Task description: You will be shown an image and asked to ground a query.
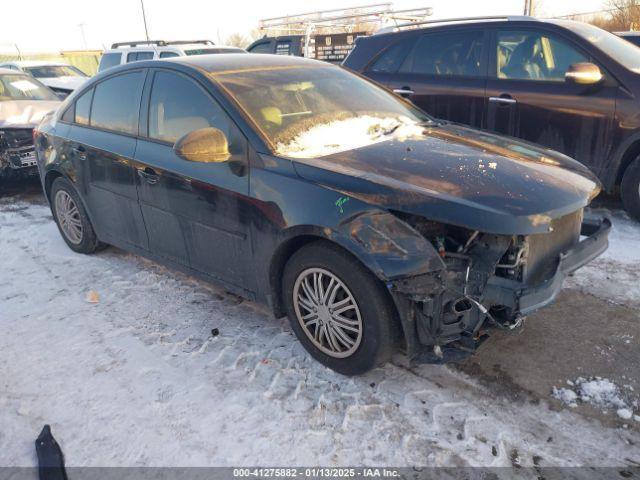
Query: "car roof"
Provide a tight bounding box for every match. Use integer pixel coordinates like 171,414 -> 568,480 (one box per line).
179,44 -> 243,50
3,60 -> 70,67
104,44 -> 244,53
373,15 -> 536,36
0,67 -> 27,74
615,31 -> 640,37
370,15 -> 601,39
164,52 -> 328,74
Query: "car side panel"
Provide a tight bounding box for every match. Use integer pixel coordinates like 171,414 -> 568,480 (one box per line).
65,125 -> 148,249
133,139 -> 252,287
248,154 -> 444,308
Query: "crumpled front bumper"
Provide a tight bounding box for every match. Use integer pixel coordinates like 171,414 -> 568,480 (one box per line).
484,214 -> 612,316
399,214 -> 611,364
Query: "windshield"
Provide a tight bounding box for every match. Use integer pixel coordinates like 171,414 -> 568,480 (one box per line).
0,74 -> 58,101
24,65 -> 88,78
556,20 -> 640,72
214,65 -> 431,158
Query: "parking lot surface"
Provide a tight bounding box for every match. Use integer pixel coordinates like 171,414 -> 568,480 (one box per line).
1,189 -> 639,467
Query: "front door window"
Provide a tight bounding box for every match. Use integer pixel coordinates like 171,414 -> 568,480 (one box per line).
497,30 -> 590,81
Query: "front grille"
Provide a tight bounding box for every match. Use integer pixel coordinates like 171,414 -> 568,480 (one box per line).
524,210 -> 583,284
1,128 -> 36,169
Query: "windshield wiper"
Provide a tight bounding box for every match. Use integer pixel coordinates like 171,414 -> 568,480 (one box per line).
382,124 -> 401,136
418,119 -> 442,127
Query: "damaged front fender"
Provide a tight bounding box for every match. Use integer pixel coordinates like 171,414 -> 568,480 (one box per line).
336,210 -> 446,281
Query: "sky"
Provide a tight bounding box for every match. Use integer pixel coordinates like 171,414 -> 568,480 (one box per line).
1,0 -> 607,53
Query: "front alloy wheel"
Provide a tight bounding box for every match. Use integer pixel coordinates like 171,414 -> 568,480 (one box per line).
293,267 -> 363,358
283,241 -> 398,375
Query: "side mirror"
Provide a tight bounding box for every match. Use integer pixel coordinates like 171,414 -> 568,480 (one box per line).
173,127 -> 230,163
565,63 -> 603,85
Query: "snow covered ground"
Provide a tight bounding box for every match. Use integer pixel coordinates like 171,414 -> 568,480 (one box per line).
1,195 -> 639,468
566,208 -> 640,309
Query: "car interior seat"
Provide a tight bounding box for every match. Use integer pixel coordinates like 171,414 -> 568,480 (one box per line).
501,37 -> 543,80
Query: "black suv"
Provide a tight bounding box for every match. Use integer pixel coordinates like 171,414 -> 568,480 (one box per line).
344,16 -> 640,220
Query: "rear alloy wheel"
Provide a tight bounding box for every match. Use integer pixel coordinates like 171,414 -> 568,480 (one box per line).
51,177 -> 104,254
54,190 -> 83,245
283,241 -> 398,375
621,155 -> 640,222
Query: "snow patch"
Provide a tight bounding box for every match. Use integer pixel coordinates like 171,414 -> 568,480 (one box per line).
275,115 -> 424,158
552,387 -> 578,407
618,408 -> 633,420
566,209 -> 640,307
553,377 -> 637,419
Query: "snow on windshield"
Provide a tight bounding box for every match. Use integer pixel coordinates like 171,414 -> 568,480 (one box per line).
275,115 -> 425,158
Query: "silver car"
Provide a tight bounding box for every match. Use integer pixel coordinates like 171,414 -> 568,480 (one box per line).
0,61 -> 89,98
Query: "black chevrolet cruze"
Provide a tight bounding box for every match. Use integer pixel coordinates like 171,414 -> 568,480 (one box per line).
35,54 -> 610,375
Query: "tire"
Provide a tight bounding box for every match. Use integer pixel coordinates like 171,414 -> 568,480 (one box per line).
283,241 -> 398,375
50,177 -> 104,254
621,155 -> 640,222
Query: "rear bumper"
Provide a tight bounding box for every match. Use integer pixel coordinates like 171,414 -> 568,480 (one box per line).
485,214 -> 611,316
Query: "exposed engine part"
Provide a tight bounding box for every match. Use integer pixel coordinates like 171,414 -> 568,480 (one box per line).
0,128 -> 37,172
496,238 -> 528,269
386,209 -> 601,365
461,230 -> 479,253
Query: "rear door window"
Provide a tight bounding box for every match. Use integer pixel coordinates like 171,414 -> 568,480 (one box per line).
400,30 -> 485,77
98,53 -> 122,72
159,51 -> 180,58
127,51 -> 154,63
90,71 -> 145,135
368,37 -> 417,73
75,88 -> 93,125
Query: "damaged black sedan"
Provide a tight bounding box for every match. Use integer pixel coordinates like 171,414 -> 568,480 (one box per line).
35,55 -> 610,375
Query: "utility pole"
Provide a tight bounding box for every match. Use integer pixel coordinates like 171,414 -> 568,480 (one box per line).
78,23 -> 88,50
140,0 -> 150,41
523,0 -> 535,16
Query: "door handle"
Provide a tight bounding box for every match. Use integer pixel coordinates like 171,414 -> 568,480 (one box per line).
489,96 -> 517,105
72,145 -> 87,160
393,87 -> 415,97
137,167 -> 159,185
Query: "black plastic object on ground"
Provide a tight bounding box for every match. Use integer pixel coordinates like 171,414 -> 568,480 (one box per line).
35,425 -> 68,480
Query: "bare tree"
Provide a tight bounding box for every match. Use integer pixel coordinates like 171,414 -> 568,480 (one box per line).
607,0 -> 640,29
224,32 -> 252,48
566,0 -> 640,32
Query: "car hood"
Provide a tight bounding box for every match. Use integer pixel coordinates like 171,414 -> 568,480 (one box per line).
40,76 -> 87,91
291,123 -> 601,235
0,100 -> 61,129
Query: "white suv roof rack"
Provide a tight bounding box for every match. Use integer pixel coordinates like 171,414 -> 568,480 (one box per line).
110,40 -> 214,49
